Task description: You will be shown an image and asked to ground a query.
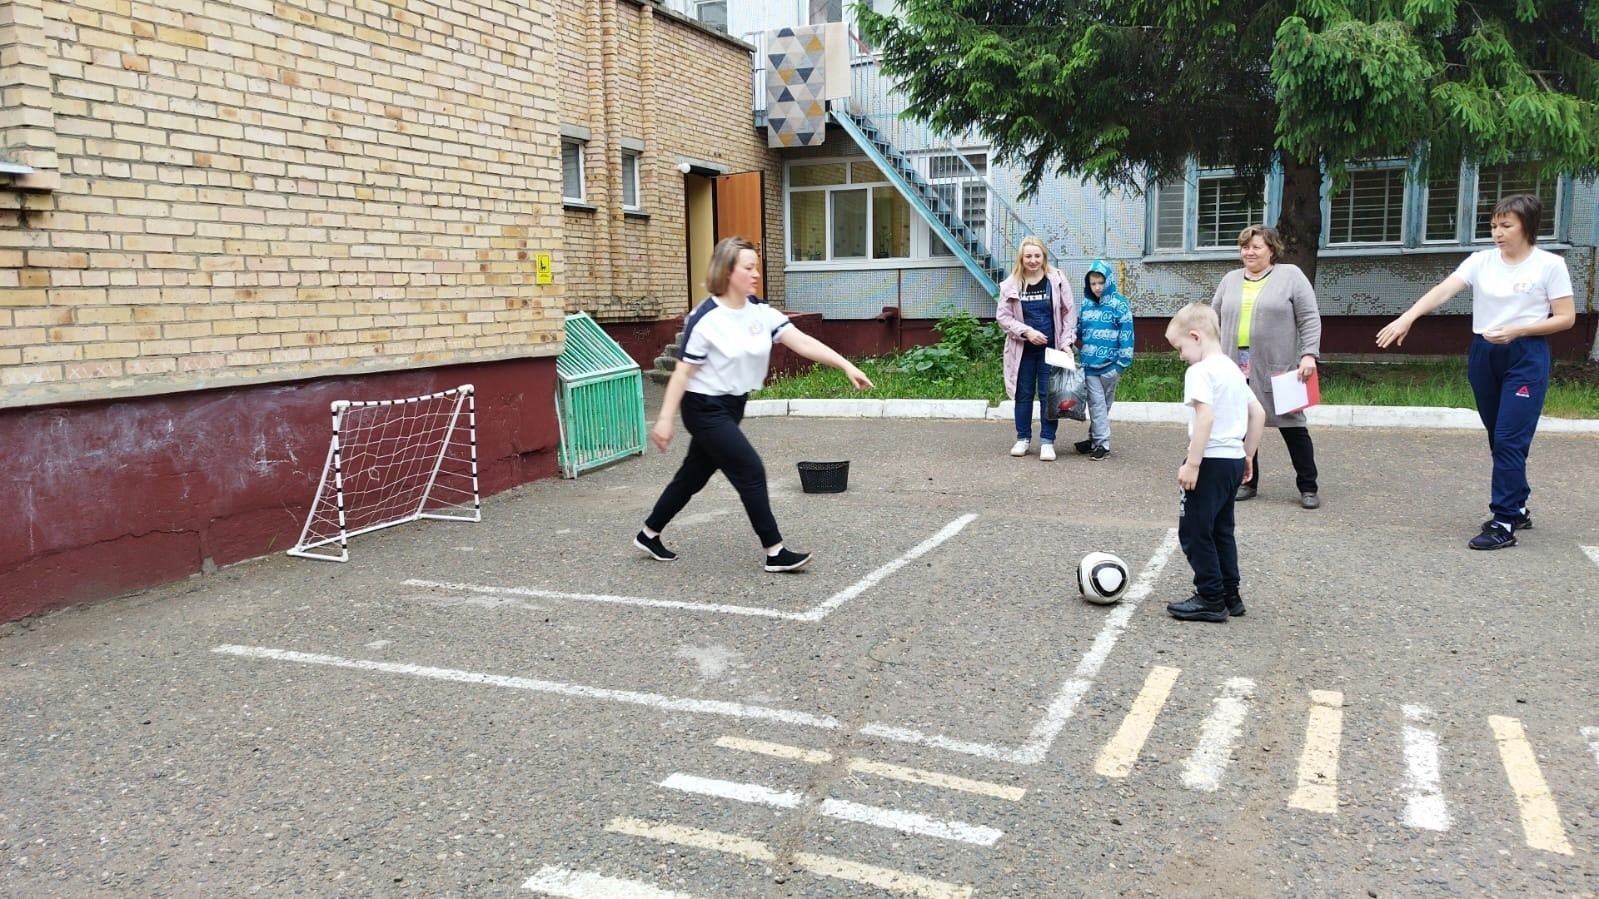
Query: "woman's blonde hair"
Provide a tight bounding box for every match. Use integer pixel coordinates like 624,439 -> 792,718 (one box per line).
706,236 -> 758,296
1011,236 -> 1053,281
1236,225 -> 1285,262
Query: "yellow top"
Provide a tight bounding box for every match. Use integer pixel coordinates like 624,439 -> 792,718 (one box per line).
1238,275 -> 1267,347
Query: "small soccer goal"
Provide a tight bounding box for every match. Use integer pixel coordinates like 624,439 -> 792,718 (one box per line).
288,384 -> 481,562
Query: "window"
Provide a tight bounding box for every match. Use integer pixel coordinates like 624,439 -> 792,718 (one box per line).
1151,179 -> 1186,251
1327,164 -> 1405,245
786,158 -> 915,263
621,149 -> 641,211
561,139 -> 584,203
1195,174 -> 1264,249
1146,155 -> 1568,255
1472,164 -> 1558,241
809,0 -> 843,24
693,0 -> 726,33
924,151 -> 989,257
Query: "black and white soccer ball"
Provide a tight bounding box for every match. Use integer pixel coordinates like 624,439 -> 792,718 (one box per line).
1077,551 -> 1130,605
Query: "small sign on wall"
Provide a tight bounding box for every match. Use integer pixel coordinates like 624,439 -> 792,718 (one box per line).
535,252 -> 553,285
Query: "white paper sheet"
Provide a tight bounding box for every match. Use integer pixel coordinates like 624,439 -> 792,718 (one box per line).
1045,347 -> 1076,370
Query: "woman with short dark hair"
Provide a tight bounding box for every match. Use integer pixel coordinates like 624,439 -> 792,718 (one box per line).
1377,194 -> 1577,549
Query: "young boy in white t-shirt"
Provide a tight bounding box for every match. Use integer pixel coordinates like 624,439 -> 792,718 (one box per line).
1165,303 -> 1266,622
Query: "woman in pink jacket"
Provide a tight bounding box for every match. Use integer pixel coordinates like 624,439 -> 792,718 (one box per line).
997,236 -> 1077,461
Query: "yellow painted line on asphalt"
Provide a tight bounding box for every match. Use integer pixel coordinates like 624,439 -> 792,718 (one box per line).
715,736 -> 1026,801
605,817 -> 973,899
1287,690 -> 1343,814
1094,666 -> 1180,778
1489,716 -> 1574,855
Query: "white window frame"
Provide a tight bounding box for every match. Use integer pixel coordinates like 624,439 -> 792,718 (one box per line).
1468,163 -> 1562,243
1324,160 -> 1408,248
784,157 -> 921,265
1192,170 -> 1267,250
918,149 -> 991,261
693,0 -> 727,33
621,148 -> 641,212
561,138 -> 585,204
1145,154 -> 1571,258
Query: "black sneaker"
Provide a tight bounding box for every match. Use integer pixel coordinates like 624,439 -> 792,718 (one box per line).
1074,439 -> 1094,455
763,548 -> 811,572
1223,590 -> 1246,617
1483,510 -> 1533,532
633,531 -> 677,561
1167,593 -> 1229,622
1468,520 -> 1517,550
1089,445 -> 1110,461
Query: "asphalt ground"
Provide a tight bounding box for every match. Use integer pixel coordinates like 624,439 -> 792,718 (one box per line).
3,406 -> 1597,897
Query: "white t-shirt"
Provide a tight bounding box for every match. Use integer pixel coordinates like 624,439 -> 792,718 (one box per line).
1183,353 -> 1251,459
679,296 -> 793,396
1453,247 -> 1573,335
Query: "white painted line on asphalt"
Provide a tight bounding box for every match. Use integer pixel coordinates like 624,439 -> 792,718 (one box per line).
1489,715 -> 1574,855
1287,690 -> 1344,814
715,736 -> 1026,800
220,527 -> 1172,769
1584,726 -> 1599,770
402,514 -> 978,623
1180,677 -> 1256,792
522,866 -> 702,898
1095,666 -> 1180,778
658,773 -> 1003,846
398,581 -> 795,619
794,514 -> 979,622
1582,545 -> 1599,569
859,528 -> 1181,765
606,818 -> 972,899
211,645 -> 840,730
1399,704 -> 1452,832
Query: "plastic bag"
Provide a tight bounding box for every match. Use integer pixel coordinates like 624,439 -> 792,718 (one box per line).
1045,362 -> 1089,422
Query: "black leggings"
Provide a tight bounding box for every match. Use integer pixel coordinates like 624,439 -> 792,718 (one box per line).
1245,426 -> 1318,494
645,392 -> 782,548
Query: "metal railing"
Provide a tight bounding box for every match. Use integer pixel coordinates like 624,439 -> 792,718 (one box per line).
748,29 -> 1035,286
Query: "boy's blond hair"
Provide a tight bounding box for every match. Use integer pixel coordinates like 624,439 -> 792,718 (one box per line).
1166,303 -> 1221,343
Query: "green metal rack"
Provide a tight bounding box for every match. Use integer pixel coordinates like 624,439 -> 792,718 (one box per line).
555,312 -> 647,478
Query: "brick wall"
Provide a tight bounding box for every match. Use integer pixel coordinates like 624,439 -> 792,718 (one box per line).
556,0 -> 784,323
0,0 -> 567,410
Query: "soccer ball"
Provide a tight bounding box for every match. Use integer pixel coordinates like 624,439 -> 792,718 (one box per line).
1078,552 -> 1130,605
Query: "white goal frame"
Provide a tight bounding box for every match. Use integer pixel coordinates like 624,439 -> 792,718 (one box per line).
287,384 -> 481,562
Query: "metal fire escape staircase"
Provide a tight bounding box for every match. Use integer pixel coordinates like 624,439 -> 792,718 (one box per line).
828,105 -> 1011,296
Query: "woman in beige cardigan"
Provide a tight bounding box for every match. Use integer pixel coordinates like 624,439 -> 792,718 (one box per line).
1210,225 -> 1323,509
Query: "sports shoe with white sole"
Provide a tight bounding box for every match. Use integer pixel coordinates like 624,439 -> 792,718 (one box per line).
1009,439 -> 1030,457
1039,444 -> 1056,461
633,531 -> 677,561
764,548 -> 812,572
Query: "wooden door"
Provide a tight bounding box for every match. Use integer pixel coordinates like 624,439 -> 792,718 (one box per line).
714,170 -> 767,287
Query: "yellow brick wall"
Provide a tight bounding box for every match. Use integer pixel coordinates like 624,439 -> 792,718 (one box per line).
557,1 -> 785,323
0,0 -> 568,409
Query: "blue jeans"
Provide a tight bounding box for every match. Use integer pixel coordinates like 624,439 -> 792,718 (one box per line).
1467,335 -> 1550,520
1015,345 -> 1056,442
1086,369 -> 1120,449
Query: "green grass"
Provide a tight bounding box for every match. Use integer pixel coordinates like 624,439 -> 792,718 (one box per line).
757,354 -> 1599,418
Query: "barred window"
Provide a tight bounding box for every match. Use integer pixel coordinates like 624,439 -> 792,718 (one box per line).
1195,176 -> 1263,249
1328,166 -> 1405,245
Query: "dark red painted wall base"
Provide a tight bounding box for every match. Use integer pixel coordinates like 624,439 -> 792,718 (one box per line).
0,357 -> 560,622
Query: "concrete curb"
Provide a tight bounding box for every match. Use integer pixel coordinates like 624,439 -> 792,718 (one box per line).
745,398 -> 1599,432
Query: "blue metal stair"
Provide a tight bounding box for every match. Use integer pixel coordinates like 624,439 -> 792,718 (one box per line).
830,105 -> 1008,296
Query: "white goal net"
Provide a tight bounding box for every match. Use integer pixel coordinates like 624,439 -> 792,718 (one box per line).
288,384 -> 481,562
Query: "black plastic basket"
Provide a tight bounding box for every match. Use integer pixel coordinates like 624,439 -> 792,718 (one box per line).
797,460 -> 850,494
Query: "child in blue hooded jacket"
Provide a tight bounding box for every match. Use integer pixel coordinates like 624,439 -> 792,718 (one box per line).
1074,260 -> 1135,459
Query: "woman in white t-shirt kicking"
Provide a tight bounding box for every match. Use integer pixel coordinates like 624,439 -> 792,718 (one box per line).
1376,194 -> 1577,550
634,237 -> 873,572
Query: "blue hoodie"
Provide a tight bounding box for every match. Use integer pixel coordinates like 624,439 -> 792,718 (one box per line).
1077,260 -> 1135,374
